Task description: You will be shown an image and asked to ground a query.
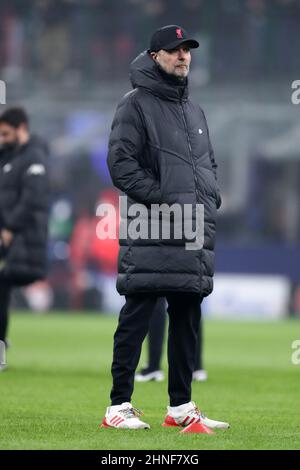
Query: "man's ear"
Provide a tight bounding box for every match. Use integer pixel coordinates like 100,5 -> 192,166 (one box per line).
150,51 -> 158,61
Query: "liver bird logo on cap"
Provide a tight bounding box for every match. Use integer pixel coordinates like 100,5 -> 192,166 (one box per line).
176,28 -> 183,39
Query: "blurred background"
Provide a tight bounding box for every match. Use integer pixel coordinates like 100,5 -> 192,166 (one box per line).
1,0 -> 300,319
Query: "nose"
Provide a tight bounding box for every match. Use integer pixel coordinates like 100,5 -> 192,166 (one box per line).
177,48 -> 189,59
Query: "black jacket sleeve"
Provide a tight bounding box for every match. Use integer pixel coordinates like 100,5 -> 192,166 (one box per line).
2,152 -> 48,231
107,94 -> 162,205
201,109 -> 222,209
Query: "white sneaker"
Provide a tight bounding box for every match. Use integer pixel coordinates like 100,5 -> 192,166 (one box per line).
162,401 -> 229,430
193,369 -> 208,382
101,402 -> 150,429
135,369 -> 164,382
0,364 -> 7,372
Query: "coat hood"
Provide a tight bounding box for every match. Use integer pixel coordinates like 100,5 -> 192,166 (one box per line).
130,50 -> 189,102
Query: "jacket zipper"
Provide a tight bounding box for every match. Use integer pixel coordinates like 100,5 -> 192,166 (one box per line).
180,101 -> 201,203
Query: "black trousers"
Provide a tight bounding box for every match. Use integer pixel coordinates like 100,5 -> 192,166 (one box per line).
110,292 -> 202,407
147,297 -> 203,371
0,282 -> 11,343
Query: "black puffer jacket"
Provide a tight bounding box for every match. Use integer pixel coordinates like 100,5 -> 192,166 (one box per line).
0,135 -> 49,286
107,51 -> 221,297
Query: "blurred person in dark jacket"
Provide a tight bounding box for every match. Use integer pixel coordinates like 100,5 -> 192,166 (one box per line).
0,107 -> 49,370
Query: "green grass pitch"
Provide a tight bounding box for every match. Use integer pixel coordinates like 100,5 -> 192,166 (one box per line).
0,312 -> 299,450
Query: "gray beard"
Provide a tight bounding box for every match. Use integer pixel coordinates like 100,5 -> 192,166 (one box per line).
157,63 -> 188,85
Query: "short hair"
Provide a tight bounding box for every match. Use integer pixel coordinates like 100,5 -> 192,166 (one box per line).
0,107 -> 29,128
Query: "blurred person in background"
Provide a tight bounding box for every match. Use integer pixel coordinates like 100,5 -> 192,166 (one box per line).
0,107 -> 49,371
135,305 -> 207,382
89,189 -> 124,314
68,206 -> 94,311
103,25 -> 228,431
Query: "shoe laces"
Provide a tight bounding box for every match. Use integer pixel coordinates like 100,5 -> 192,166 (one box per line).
120,406 -> 144,420
191,403 -> 206,420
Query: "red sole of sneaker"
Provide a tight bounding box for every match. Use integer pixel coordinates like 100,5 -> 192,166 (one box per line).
180,421 -> 215,434
162,416 -> 181,427
100,418 -> 113,428
162,423 -> 180,427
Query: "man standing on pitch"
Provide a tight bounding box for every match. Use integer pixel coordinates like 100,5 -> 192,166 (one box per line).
0,107 -> 49,371
103,25 -> 229,430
